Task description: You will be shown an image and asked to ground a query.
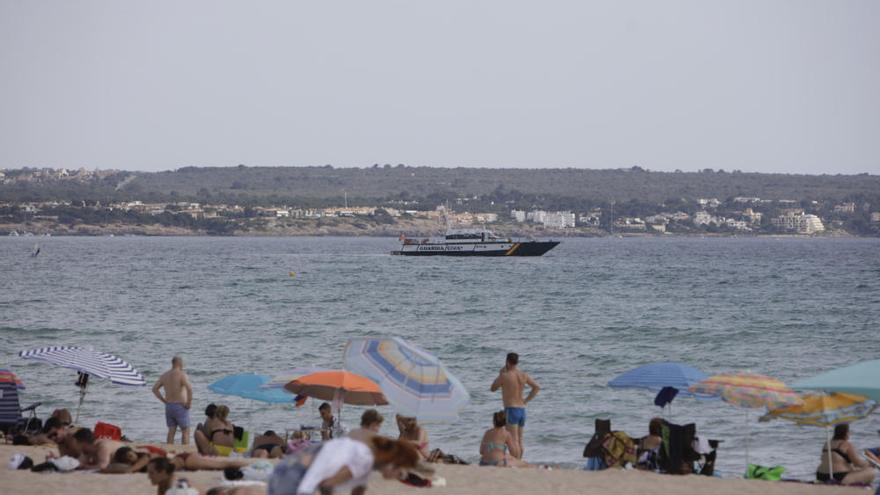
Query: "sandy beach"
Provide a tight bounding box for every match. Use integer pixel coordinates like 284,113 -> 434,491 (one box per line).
0,443 -> 867,495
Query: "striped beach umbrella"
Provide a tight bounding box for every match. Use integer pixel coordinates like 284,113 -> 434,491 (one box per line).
0,369 -> 25,390
343,337 -> 470,421
0,369 -> 25,429
690,372 -> 802,471
19,346 -> 145,422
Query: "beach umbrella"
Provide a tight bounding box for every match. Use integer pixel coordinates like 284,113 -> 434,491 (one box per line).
791,359 -> 880,402
759,392 -> 877,480
19,346 -> 145,423
284,370 -> 387,412
608,362 -> 710,414
689,372 -> 802,470
262,367 -> 330,390
0,369 -> 26,390
209,373 -> 296,404
343,337 -> 470,421
0,369 -> 26,430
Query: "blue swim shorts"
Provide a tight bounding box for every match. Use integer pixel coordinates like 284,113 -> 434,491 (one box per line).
165,402 -> 191,429
505,407 -> 526,427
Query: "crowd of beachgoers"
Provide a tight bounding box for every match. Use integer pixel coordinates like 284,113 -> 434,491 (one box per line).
3,353 -> 879,495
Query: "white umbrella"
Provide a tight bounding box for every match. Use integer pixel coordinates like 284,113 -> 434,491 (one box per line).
19,346 -> 145,422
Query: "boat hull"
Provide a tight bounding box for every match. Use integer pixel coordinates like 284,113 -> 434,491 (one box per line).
392,241 -> 559,256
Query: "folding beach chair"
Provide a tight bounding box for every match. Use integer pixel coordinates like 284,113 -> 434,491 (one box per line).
0,380 -> 41,435
658,422 -> 701,474
583,418 -> 611,470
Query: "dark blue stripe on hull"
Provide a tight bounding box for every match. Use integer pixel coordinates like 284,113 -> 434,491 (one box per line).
392,241 -> 559,256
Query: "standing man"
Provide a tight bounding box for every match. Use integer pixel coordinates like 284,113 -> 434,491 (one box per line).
152,355 -> 193,445
490,352 -> 539,459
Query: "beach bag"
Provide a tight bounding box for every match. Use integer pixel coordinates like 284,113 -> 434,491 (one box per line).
745,464 -> 784,481
602,431 -> 637,468
94,421 -> 122,440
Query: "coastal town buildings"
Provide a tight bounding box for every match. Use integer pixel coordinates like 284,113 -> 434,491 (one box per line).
771,213 -> 825,234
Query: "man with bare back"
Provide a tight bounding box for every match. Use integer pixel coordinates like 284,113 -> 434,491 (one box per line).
152,355 -> 193,445
490,352 -> 540,459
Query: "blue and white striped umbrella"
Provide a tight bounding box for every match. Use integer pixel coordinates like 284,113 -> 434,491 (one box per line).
344,337 -> 469,421
19,346 -> 145,386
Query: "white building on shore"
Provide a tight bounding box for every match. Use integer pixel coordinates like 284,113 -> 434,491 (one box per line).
771,213 -> 825,234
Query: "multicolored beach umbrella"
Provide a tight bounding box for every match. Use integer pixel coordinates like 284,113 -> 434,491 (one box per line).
0,369 -> 25,390
759,392 -> 876,480
19,346 -> 145,422
0,369 -> 25,429
689,372 -> 802,409
759,392 -> 876,427
690,371 -> 802,472
344,337 -> 470,421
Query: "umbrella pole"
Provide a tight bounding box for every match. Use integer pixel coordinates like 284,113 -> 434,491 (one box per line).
75,382 -> 88,424
826,426 -> 833,481
745,409 -> 750,472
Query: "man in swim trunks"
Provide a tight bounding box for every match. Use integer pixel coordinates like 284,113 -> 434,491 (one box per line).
490,352 -> 539,459
152,355 -> 193,445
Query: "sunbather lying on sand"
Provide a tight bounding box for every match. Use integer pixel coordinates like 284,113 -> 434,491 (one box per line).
103,445 -> 251,474
73,429 -> 127,470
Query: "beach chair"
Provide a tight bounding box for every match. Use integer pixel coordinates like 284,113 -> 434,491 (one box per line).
657,422 -> 701,475
583,418 -> 611,470
0,380 -> 41,435
233,426 -> 250,454
583,419 -> 611,458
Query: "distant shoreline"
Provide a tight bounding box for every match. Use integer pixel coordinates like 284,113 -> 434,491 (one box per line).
0,220 -> 867,238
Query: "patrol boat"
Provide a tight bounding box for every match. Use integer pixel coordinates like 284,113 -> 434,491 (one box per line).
391,229 -> 559,256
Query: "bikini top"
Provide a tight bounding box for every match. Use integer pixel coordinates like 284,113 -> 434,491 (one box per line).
822,444 -> 852,464
483,441 -> 508,453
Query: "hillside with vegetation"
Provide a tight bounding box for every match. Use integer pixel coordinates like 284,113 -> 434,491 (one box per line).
3,166 -> 879,209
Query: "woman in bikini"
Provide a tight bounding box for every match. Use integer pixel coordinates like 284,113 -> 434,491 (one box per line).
396,415 -> 430,460
196,404 -> 236,455
816,423 -> 875,485
479,411 -> 528,467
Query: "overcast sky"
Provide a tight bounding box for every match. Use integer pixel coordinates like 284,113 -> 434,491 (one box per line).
1,1 -> 878,174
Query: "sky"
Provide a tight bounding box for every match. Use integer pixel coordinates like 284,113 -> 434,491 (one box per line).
1,1 -> 878,174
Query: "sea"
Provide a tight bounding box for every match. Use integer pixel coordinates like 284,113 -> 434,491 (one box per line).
2,236 -> 879,479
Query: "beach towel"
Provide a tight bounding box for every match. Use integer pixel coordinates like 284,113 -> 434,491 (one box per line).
745,464 -> 785,481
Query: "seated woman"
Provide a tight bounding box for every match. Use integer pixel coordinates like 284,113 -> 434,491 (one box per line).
636,417 -> 665,471
196,404 -> 236,456
396,415 -> 430,460
478,411 -> 527,467
194,403 -> 218,455
268,436 -> 419,495
816,423 -> 875,485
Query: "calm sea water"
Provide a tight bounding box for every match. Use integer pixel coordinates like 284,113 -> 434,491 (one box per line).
2,236 -> 879,479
